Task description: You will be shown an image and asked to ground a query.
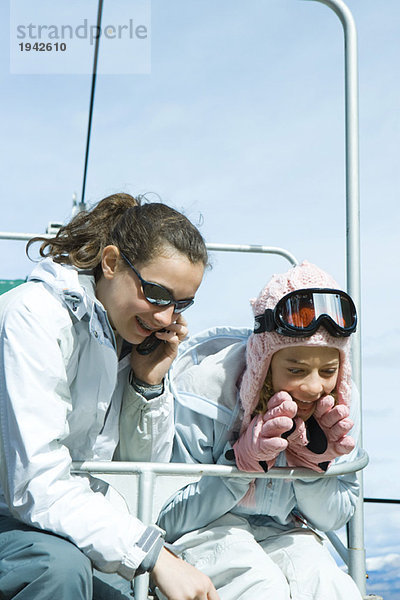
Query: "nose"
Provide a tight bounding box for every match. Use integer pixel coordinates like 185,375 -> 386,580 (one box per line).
300,373 -> 324,399
152,304 -> 175,328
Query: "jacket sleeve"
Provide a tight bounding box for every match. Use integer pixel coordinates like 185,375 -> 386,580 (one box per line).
116,376 -> 175,462
293,471 -> 359,531
292,384 -> 362,531
0,293 -> 161,580
157,409 -> 253,543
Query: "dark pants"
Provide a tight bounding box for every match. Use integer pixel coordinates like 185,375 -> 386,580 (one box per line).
0,516 -> 133,599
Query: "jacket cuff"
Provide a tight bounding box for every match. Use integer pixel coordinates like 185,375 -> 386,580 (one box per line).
134,525 -> 165,576
129,370 -> 164,400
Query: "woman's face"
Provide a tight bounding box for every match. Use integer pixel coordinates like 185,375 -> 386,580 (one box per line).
270,346 -> 340,421
96,246 -> 204,344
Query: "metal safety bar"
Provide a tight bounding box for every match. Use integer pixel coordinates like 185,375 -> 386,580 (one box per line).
0,232 -> 52,241
0,232 -> 299,268
72,454 -> 368,478
206,243 -> 299,266
72,454 -> 368,600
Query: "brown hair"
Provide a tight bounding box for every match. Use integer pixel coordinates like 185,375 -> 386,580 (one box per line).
27,192 -> 208,280
254,370 -> 274,416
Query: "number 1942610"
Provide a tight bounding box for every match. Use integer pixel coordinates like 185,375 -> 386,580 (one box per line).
18,42 -> 67,51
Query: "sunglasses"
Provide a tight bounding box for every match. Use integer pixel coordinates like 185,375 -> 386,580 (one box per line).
254,288 -> 357,338
120,252 -> 194,314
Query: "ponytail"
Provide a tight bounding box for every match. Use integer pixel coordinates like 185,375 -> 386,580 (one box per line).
27,193 -> 138,272
27,192 -> 208,279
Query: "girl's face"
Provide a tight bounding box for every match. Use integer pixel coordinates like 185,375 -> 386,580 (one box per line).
96,246 -> 204,344
270,346 -> 340,421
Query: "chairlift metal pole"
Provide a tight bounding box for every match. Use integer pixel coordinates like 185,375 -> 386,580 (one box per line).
305,0 -> 365,594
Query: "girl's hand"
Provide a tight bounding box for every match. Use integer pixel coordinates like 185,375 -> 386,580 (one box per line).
285,395 -> 355,472
130,314 -> 188,385
233,391 -> 297,472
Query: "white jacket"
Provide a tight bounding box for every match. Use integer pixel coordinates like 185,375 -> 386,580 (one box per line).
0,258 -> 174,579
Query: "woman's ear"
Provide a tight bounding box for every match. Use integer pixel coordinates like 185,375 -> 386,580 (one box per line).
101,245 -> 120,280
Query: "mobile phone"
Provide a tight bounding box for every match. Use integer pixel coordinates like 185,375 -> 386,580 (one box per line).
136,330 -> 165,355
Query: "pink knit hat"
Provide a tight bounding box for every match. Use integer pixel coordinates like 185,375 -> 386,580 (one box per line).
239,260 -> 353,433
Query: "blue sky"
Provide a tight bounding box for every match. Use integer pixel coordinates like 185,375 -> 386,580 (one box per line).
1,0 -> 399,595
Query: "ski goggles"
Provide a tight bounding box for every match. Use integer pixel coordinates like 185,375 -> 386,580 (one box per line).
120,252 -> 194,313
254,288 -> 357,338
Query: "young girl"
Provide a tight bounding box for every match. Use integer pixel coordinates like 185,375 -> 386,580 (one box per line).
0,193 -> 219,600
148,260 -> 363,600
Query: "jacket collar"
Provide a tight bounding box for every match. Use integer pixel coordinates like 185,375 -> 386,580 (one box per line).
28,258 -> 99,322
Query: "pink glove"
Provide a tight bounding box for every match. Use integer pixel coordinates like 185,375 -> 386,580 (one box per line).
285,395 -> 355,472
233,391 -> 297,472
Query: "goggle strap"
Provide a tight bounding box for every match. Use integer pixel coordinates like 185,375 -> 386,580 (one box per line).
254,309 -> 275,334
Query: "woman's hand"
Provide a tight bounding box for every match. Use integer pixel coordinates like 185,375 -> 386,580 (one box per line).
130,314 -> 189,385
151,547 -> 220,600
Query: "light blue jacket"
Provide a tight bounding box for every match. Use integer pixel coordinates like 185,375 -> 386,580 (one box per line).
0,258 -> 173,578
156,327 -> 361,543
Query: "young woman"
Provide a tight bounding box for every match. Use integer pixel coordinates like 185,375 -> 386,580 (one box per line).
120,260 -> 363,600
0,193 -> 219,600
